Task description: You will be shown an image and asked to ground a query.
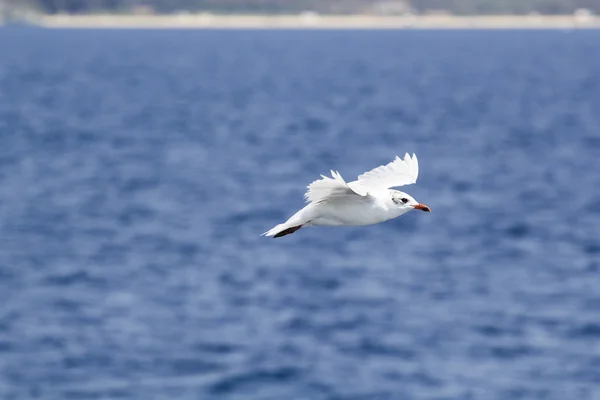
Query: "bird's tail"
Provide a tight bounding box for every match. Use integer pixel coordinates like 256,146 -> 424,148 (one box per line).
262,207 -> 311,238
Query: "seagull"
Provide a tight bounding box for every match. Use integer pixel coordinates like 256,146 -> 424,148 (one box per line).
263,153 -> 430,238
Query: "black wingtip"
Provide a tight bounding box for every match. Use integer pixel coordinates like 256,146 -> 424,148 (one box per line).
273,225 -> 302,238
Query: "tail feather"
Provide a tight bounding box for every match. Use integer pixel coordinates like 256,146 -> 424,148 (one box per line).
263,205 -> 312,238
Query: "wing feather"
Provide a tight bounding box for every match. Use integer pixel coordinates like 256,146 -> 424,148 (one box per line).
304,170 -> 368,204
351,153 -> 419,192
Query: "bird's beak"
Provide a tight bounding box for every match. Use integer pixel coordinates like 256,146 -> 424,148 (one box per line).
413,203 -> 431,212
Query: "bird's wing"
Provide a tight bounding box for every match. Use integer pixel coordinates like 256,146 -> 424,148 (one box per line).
304,170 -> 369,204
350,153 -> 419,192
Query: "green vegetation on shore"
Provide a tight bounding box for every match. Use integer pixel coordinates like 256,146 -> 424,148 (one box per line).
11,0 -> 600,15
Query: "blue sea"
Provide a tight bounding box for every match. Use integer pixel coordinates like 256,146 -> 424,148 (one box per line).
0,28 -> 599,400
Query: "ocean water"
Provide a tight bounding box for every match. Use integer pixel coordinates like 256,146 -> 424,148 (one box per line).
0,28 -> 599,400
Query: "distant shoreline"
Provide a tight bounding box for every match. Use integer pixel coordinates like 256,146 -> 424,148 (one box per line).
29,14 -> 600,30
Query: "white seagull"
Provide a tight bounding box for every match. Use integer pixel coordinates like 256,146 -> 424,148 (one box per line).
263,153 -> 430,238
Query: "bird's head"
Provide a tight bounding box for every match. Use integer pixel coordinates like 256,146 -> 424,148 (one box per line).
391,190 -> 431,213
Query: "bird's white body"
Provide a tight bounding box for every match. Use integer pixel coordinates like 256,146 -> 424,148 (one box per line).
285,191 -> 404,227
263,153 -> 430,238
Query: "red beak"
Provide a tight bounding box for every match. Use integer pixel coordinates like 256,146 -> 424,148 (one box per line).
413,203 -> 431,212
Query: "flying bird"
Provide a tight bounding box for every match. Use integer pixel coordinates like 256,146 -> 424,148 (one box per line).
263,153 -> 430,238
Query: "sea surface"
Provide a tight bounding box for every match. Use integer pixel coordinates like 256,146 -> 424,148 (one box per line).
0,28 -> 599,400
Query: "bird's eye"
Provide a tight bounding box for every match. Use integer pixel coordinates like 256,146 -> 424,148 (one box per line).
401,198 -> 409,204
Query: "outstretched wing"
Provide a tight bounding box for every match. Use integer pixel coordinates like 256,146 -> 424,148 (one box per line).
350,153 -> 419,193
304,170 -> 369,204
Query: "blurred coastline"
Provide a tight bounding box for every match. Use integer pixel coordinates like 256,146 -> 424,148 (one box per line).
6,13 -> 600,29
